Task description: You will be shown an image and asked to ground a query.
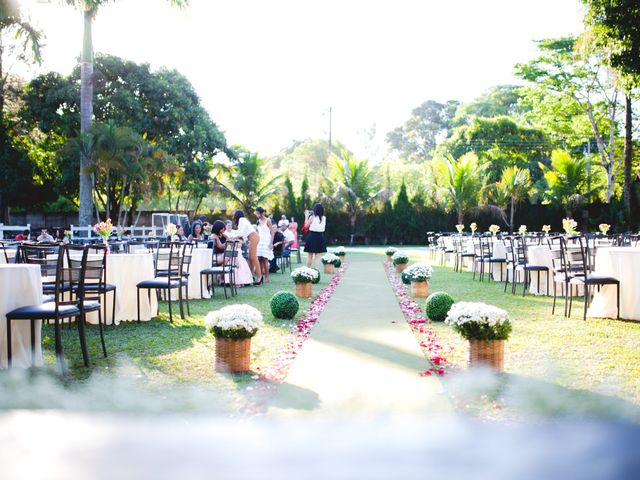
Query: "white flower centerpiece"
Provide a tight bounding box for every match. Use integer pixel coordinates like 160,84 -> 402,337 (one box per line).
385,246 -> 398,260
333,246 -> 346,258
599,223 -> 610,235
205,304 -> 264,373
391,251 -> 410,273
518,225 -> 527,235
405,263 -> 434,298
445,301 -> 512,371
291,266 -> 319,298
488,224 -> 500,236
562,218 -> 578,235
166,222 -> 177,240
470,222 -> 477,234
456,224 -> 465,233
321,253 -> 341,274
542,224 -> 551,235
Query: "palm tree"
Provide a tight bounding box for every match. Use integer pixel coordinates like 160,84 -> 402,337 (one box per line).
214,150 -> 282,213
329,148 -> 380,235
539,149 -> 597,213
64,0 -> 188,228
440,152 -> 487,223
489,166 -> 531,232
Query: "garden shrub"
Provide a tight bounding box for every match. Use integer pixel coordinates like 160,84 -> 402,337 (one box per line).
270,291 -> 300,319
425,292 -> 455,322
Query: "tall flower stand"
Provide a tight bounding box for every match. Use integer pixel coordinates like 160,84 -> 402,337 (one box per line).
411,281 -> 429,298
323,263 -> 335,275
295,282 -> 312,299
215,337 -> 251,373
468,340 -> 504,372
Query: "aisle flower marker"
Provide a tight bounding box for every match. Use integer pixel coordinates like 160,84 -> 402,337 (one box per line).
321,253 -> 341,274
445,301 -> 512,372
333,246 -> 346,259
205,304 -> 263,373
383,260 -> 452,377
404,263 -> 434,298
291,266 -> 319,298
385,246 -> 397,261
391,251 -> 409,273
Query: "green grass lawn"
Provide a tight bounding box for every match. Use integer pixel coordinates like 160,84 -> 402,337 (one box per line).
394,247 -> 640,421
31,261 -> 332,412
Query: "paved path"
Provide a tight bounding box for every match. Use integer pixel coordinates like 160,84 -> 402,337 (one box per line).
268,251 -> 452,417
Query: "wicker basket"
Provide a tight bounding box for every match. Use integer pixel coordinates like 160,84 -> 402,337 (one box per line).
215,337 -> 251,373
323,263 -> 335,274
295,282 -> 312,298
411,281 -> 429,297
395,263 -> 408,273
468,339 -> 504,372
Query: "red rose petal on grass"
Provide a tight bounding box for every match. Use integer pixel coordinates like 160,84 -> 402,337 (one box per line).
418,370 -> 432,376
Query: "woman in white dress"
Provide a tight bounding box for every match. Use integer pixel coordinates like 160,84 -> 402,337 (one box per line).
255,207 -> 274,284
228,210 -> 262,285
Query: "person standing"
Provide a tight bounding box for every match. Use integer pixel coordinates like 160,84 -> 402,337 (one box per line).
255,207 -> 274,284
303,203 -> 327,268
229,210 -> 262,285
289,217 -> 299,249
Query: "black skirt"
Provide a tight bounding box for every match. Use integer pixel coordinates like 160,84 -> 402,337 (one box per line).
304,231 -> 327,253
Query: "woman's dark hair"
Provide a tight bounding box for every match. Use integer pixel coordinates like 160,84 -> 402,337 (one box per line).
313,203 -> 324,218
191,221 -> 203,236
211,220 -> 226,236
255,206 -> 265,215
232,210 -> 245,229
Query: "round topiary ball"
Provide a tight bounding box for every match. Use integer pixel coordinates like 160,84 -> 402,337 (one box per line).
311,268 -> 321,284
270,291 -> 300,319
401,271 -> 411,285
425,291 -> 455,322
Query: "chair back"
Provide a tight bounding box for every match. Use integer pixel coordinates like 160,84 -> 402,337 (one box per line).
514,236 -> 528,266
223,240 -> 240,268
66,244 -> 107,301
155,242 -> 183,280
16,243 -> 60,279
504,236 -> 516,266
181,242 -> 194,276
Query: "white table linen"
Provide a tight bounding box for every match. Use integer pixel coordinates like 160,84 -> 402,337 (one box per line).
0,264 -> 43,368
588,247 -> 640,320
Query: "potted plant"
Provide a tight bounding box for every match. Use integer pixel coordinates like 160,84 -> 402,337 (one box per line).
445,301 -> 512,372
321,253 -> 341,274
205,304 -> 263,373
333,246 -> 346,258
291,266 -> 318,298
404,263 -> 434,297
391,251 -> 409,273
385,247 -> 397,261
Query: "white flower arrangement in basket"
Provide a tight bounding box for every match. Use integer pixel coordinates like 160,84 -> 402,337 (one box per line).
333,246 -> 346,257
404,263 -> 434,283
385,246 -> 398,257
391,251 -> 409,266
291,266 -> 319,284
445,302 -> 512,341
205,304 -> 264,339
321,253 -> 341,266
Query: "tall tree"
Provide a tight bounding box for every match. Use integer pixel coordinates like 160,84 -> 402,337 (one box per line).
386,100 -> 460,160
0,0 -> 42,221
451,85 -> 529,127
488,166 -> 531,232
516,36 -> 623,202
582,0 -> 639,224
63,0 -> 188,228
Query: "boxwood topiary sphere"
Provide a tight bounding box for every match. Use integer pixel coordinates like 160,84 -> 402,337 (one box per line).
270,291 -> 300,319
311,268 -> 321,284
425,291 -> 455,322
401,271 -> 411,285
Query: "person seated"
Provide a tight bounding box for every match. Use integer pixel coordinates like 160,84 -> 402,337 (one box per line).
14,229 -> 30,241
269,220 -> 294,272
189,221 -> 205,241
209,220 -> 227,265
37,229 -> 54,243
172,225 -> 188,242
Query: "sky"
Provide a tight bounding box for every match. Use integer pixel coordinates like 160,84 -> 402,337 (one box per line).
17,0 -> 585,159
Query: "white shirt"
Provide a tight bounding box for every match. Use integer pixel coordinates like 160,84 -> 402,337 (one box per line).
309,216 -> 326,232
283,229 -> 295,245
229,217 -> 254,241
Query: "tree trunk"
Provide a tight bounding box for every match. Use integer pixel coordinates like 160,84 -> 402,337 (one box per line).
0,37 -> 6,224
623,93 -> 633,229
78,9 -> 95,227
509,197 -> 515,233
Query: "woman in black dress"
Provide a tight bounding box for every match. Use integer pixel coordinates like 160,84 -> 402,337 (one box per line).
303,203 -> 327,268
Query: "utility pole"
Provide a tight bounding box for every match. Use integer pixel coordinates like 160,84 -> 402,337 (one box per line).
584,140 -> 592,231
